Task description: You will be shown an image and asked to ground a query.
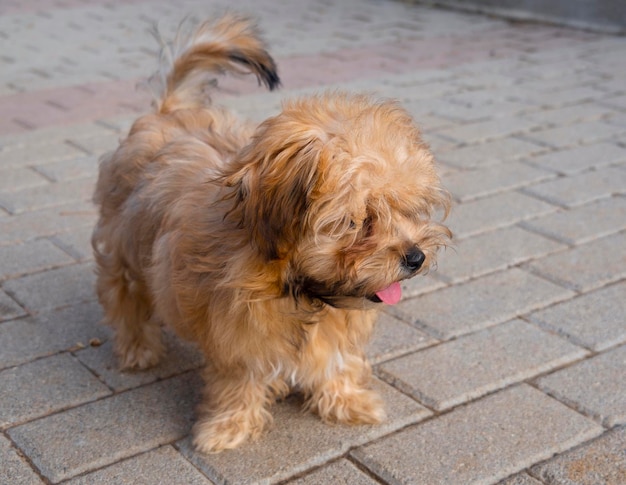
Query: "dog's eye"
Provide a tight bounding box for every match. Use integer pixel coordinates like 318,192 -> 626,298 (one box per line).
349,219 -> 356,229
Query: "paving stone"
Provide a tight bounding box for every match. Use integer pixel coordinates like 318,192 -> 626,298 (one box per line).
0,202 -> 97,246
390,268 -> 575,339
446,191 -> 558,239
377,319 -> 587,411
76,329 -> 204,392
0,300 -> 108,370
351,385 -> 602,485
0,176 -> 95,214
287,459 -> 378,485
0,289 -> 26,322
0,122 -> 117,150
520,102 -> 615,126
530,427 -> 626,485
399,272 -> 446,299
0,434 -> 43,485
67,132 -> 121,157
0,140 -> 86,169
522,167 -> 626,208
0,353 -> 111,428
536,345 -> 626,427
63,446 -> 212,485
0,239 -> 74,280
367,312 -> 438,365
525,231 -> 626,292
525,142 -> 626,175
437,226 -> 565,284
498,472 -> 543,485
8,372 -> 201,483
437,116 -> 545,144
3,262 -> 95,312
48,225 -> 93,261
529,282 -> 626,351
0,167 -> 48,192
442,161 -> 555,202
178,378 -> 431,485
522,197 -> 626,244
526,121 -> 626,148
33,155 -> 99,182
515,86 -> 607,109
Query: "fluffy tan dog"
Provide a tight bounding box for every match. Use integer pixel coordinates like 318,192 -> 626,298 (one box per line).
92,15 -> 451,453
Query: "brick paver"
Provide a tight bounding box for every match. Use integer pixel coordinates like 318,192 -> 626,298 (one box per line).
1,0 -> 624,483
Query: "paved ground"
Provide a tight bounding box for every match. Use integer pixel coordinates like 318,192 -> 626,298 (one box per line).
1,0 -> 625,484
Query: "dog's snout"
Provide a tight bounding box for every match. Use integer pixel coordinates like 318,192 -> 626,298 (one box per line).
403,248 -> 425,272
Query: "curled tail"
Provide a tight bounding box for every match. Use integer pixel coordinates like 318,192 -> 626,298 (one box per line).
149,14 -> 280,113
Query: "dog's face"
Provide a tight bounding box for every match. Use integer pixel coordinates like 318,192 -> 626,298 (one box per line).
227,93 -> 451,308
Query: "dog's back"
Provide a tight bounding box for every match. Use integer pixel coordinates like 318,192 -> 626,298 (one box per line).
91,16 -> 281,369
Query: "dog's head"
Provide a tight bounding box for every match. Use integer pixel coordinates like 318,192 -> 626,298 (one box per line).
226,93 -> 451,308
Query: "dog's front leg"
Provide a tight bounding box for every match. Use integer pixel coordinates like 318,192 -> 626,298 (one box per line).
303,351 -> 386,426
192,364 -> 274,453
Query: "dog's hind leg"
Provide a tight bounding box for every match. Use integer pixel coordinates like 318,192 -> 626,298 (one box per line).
94,247 -> 164,370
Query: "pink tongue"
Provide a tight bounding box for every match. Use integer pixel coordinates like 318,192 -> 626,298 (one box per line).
375,282 -> 402,305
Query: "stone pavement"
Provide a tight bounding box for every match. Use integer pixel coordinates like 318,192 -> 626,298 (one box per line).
1,0 -> 625,483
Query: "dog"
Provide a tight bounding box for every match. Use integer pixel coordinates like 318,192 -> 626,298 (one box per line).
92,14 -> 451,453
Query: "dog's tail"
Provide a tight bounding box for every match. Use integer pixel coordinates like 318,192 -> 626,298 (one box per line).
148,14 -> 280,113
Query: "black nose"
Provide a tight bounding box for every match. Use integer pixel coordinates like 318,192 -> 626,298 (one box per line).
403,248 -> 426,272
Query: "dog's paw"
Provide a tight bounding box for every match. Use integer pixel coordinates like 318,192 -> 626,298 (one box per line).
192,410 -> 269,453
311,388 -> 387,425
117,339 -> 164,370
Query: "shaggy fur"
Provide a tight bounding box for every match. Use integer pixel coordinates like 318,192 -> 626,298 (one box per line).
92,14 -> 451,453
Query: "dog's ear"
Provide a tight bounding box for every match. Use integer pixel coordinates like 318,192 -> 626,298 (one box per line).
225,121 -> 322,260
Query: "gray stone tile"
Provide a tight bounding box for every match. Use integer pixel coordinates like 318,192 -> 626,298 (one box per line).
0,167 -> 48,192
0,300 -> 108,370
367,312 -> 438,365
0,434 -> 43,485
0,353 -> 111,428
437,226 -> 566,284
0,140 -> 86,169
438,138 -> 547,169
437,116 -> 544,144
0,177 -> 95,214
525,142 -> 626,175
521,102 -> 615,126
0,202 -> 97,246
526,121 -> 626,148
442,161 -> 555,202
63,446 -> 213,485
525,232 -> 626,292
49,226 -> 94,261
522,197 -> 626,244
498,472 -> 543,485
529,282 -> 626,351
2,262 -> 96,312
76,329 -> 204,392
0,289 -> 26,322
390,268 -> 575,339
522,166 -> 626,208
34,155 -> 99,182
286,459 -> 378,485
8,373 -> 201,483
67,132 -> 121,157
377,319 -> 587,411
179,378 -> 431,485
446,191 -> 558,239
536,344 -> 626,427
531,427 -> 626,485
0,239 -> 74,280
399,272 -> 446,298
352,385 -> 602,485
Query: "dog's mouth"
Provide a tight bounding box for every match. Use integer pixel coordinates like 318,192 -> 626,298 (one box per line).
368,282 -> 402,305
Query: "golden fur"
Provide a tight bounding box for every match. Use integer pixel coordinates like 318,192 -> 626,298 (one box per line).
92,14 -> 451,453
